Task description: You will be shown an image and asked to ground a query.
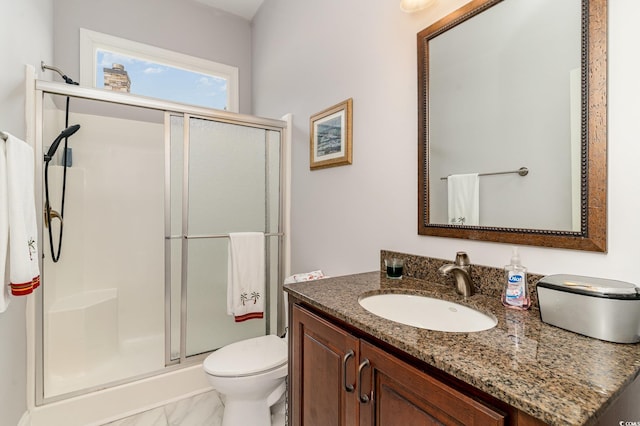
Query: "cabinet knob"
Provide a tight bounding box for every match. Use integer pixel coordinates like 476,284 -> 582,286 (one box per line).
357,359 -> 371,403
342,350 -> 355,393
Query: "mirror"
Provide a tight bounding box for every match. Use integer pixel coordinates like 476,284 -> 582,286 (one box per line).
418,0 -> 607,251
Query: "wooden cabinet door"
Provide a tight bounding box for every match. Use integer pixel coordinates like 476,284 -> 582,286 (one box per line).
358,341 -> 506,426
291,305 -> 360,426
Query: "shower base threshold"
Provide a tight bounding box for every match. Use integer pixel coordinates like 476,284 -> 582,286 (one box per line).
30,364 -> 211,426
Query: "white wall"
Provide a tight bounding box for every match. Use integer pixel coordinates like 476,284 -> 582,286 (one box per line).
252,0 -> 640,283
0,0 -> 53,423
52,0 -> 253,113
251,0 -> 640,418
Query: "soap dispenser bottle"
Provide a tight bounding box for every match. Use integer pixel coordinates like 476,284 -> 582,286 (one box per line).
501,247 -> 530,310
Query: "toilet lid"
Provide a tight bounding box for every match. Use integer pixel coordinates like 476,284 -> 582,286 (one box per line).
203,334 -> 287,377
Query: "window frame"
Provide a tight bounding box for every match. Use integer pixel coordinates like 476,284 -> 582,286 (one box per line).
79,28 -> 239,112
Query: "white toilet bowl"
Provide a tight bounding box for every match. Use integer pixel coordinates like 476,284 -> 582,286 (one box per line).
203,334 -> 288,426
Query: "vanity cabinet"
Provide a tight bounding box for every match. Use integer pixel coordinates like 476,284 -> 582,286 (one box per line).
290,302 -> 359,425
358,340 -> 505,425
290,303 -> 531,426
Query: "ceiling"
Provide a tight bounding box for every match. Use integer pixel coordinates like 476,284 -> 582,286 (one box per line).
192,0 -> 265,20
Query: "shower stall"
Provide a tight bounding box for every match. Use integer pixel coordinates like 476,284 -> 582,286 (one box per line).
29,79 -> 288,423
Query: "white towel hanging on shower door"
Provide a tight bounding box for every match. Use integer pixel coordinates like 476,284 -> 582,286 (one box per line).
227,232 -> 265,322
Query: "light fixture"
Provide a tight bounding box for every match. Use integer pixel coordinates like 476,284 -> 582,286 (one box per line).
400,0 -> 437,13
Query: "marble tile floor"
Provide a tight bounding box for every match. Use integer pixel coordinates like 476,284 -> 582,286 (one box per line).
102,390 -> 287,426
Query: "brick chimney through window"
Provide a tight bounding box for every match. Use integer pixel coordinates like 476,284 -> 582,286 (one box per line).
103,63 -> 131,92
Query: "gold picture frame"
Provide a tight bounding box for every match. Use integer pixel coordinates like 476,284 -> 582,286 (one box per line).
310,98 -> 353,170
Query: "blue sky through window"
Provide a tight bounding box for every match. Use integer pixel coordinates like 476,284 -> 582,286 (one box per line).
97,50 -> 228,110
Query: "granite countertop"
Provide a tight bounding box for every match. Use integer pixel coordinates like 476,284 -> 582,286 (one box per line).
284,271 -> 640,426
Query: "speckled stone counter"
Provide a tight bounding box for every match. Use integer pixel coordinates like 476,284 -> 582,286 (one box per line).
285,270 -> 640,426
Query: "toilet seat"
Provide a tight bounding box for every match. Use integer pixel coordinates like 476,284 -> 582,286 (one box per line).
204,334 -> 287,377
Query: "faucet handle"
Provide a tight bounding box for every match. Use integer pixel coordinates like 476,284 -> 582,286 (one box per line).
455,251 -> 470,266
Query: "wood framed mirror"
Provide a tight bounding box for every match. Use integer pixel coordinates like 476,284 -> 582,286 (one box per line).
417,0 -> 607,251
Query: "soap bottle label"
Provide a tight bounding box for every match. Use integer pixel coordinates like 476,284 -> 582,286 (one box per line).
505,272 -> 525,306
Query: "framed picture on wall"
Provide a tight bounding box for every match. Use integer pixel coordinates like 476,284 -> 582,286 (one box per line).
309,98 -> 353,170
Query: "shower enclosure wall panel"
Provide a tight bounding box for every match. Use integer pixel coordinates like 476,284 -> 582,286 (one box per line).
41,103 -> 86,303
73,111 -> 164,345
42,98 -> 166,397
41,165 -> 86,302
46,288 -> 118,379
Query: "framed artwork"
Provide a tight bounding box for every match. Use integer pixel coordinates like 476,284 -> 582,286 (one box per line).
309,98 -> 353,170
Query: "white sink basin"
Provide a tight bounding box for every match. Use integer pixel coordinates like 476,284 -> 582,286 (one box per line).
358,293 -> 497,332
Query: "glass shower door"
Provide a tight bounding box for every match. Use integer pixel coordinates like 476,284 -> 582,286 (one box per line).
169,115 -> 282,359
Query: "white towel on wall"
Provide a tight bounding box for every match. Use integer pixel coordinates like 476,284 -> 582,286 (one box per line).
447,173 -> 479,226
227,232 -> 265,322
5,133 -> 40,297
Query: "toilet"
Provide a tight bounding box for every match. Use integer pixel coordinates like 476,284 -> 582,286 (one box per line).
203,334 -> 288,426
204,271 -> 325,425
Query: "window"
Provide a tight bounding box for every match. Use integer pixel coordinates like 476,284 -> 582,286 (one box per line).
80,29 -> 239,112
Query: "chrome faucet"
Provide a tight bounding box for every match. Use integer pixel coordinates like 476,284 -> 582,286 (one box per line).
438,252 -> 474,296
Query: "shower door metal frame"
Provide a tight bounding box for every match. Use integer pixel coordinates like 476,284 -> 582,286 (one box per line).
165,113 -> 285,366
33,80 -> 287,405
